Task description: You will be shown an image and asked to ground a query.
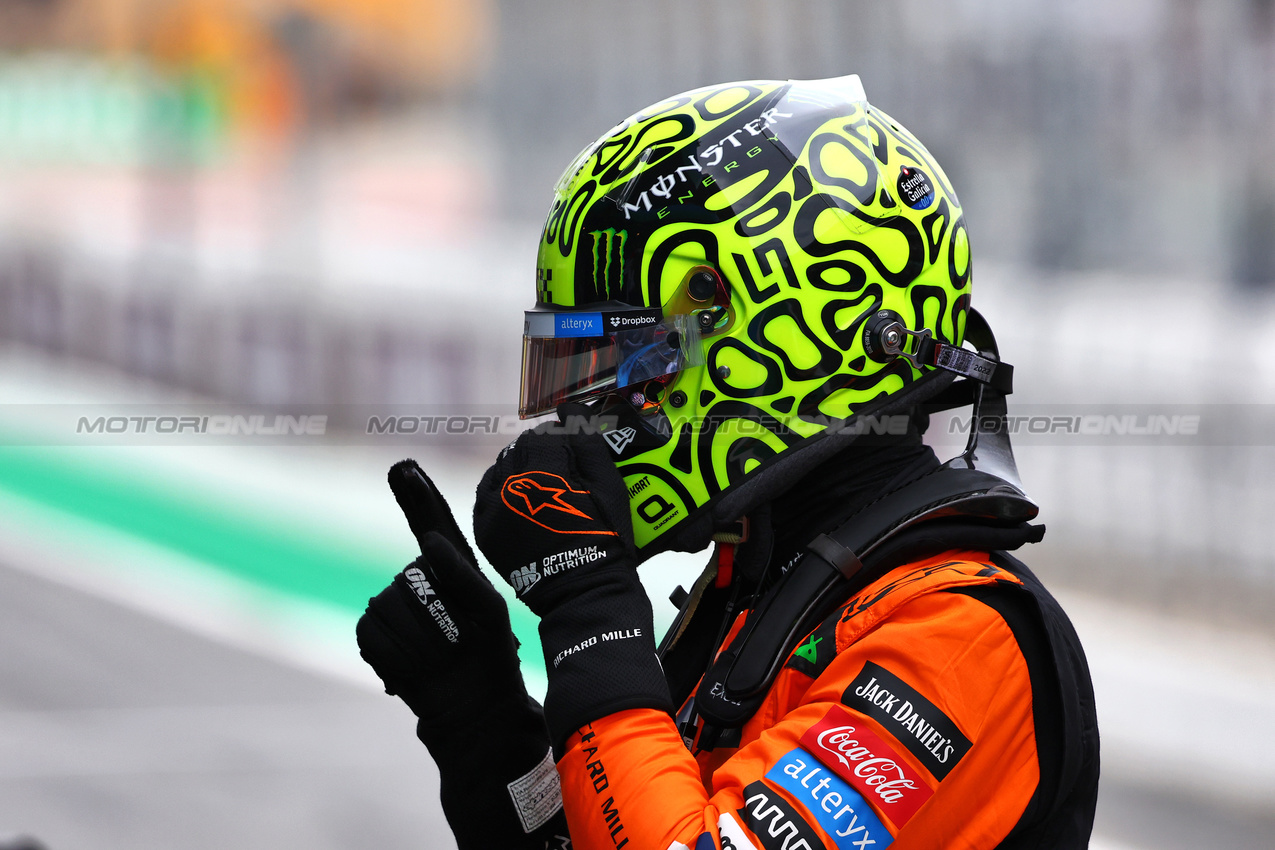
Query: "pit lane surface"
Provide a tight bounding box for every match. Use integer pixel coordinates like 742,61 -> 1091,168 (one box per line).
0,560 -> 454,850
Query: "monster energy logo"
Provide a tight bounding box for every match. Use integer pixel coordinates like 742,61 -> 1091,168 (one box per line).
589,228 -> 627,300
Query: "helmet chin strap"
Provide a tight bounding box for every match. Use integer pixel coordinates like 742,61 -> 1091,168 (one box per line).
864,308 -> 1014,396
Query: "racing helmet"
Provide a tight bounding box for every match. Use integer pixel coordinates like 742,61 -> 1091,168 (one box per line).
522,76 -> 977,553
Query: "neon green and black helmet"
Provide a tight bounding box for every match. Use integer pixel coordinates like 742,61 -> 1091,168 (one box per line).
520,75 -> 973,553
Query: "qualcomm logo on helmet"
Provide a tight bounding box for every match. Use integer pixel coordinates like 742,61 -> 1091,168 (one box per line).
603,426 -> 637,455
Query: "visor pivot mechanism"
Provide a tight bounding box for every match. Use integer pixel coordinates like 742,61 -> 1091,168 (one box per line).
688,271 -> 718,302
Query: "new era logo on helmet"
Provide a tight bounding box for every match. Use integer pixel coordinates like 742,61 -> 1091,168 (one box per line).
603,426 -> 637,455
404,567 -> 436,604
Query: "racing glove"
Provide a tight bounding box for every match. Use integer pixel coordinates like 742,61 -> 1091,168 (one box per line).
356,460 -> 567,848
473,428 -> 673,750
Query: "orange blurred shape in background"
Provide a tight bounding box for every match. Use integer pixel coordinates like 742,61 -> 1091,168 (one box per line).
0,0 -> 494,139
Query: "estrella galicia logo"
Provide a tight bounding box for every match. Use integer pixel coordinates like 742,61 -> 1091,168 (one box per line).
501,470 -> 619,537
602,426 -> 637,454
896,166 -> 935,210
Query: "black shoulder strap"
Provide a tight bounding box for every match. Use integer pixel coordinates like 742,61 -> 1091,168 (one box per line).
691,467 -> 1044,737
722,468 -> 1039,703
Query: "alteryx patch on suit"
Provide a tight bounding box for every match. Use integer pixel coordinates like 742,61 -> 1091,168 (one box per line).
799,706 -> 934,826
762,754 -> 894,850
841,661 -> 972,780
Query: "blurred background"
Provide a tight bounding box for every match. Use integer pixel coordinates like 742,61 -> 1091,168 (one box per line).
1,0 -> 1274,848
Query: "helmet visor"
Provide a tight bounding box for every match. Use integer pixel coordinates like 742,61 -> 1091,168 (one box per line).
519,309 -> 703,418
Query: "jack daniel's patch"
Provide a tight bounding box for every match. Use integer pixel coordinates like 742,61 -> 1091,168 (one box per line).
841,661 -> 972,780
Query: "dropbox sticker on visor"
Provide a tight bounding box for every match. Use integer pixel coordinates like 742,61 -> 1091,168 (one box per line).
525,308 -> 663,338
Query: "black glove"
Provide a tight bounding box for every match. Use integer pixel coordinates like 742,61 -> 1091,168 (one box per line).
474,428 -> 672,749
357,459 -> 567,848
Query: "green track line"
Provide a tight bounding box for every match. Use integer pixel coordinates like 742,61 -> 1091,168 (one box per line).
0,446 -> 545,669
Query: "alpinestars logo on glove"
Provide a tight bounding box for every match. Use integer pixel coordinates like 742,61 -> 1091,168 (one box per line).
501,471 -> 619,536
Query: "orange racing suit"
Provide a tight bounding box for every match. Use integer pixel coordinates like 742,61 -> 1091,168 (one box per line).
554,549 -> 1099,850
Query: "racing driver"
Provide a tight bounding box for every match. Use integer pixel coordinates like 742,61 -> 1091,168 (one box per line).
357,75 -> 1100,850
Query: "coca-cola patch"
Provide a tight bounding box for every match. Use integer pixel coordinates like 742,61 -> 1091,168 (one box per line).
799,705 -> 934,827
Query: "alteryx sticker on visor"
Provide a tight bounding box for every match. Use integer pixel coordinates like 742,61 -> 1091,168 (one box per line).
524,308 -> 664,338
799,706 -> 933,827
762,753 -> 894,850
